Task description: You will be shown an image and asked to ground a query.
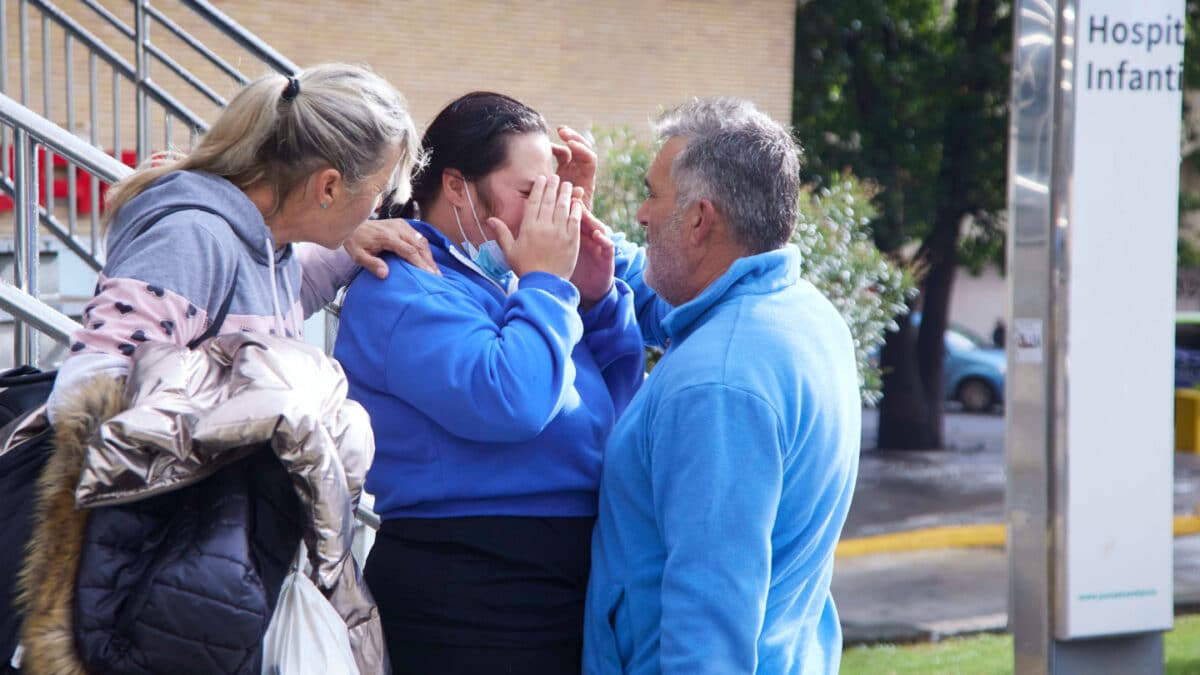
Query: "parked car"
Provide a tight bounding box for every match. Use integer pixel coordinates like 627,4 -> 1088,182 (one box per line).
878,311 -> 1200,412
1176,312 -> 1200,388
872,314 -> 1006,413
941,325 -> 1006,413
941,311 -> 1200,408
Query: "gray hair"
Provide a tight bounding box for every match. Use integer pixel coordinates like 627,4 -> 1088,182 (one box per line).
105,63 -> 422,223
654,98 -> 801,253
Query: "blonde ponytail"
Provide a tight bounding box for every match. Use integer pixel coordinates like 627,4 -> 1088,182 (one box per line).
103,63 -> 420,226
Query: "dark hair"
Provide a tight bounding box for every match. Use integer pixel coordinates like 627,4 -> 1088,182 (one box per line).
384,92 -> 548,219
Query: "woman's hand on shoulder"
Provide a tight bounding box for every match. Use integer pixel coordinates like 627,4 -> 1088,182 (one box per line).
345,218 -> 440,279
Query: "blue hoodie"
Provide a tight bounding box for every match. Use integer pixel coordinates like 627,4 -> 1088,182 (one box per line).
333,220 -> 645,519
585,245 -> 861,674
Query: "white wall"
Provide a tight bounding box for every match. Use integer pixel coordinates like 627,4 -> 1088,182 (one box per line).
949,264 -> 1008,342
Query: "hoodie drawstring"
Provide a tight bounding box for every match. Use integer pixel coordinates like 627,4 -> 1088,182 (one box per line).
264,238 -> 287,337
281,267 -> 298,337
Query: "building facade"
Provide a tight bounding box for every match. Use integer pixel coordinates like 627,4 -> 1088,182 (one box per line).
3,0 -> 797,151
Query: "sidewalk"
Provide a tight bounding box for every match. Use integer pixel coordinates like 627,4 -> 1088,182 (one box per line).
833,409 -> 1200,644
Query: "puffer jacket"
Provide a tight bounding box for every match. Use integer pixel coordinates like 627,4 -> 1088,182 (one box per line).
17,333 -> 385,674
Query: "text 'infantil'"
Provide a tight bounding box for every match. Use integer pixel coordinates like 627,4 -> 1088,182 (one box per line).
1085,14 -> 1184,92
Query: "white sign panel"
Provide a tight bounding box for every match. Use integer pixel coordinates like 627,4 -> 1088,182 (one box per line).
1060,0 -> 1182,638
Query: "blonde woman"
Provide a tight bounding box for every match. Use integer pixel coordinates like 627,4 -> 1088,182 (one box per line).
48,63 -> 423,414
15,64 -> 421,675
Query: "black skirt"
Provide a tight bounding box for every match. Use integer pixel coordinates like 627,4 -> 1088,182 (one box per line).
365,515 -> 595,675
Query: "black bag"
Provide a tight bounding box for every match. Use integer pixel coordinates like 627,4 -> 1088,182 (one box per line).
0,368 -> 55,427
0,368 -> 57,673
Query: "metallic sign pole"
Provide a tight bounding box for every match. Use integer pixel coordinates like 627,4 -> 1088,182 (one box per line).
1006,1 -> 1058,670
1008,1 -> 1182,672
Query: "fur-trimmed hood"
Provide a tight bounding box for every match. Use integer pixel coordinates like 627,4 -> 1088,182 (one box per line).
17,376 -> 122,675
18,333 -> 385,674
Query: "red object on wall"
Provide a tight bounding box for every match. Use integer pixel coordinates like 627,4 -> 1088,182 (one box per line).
1,147 -> 134,214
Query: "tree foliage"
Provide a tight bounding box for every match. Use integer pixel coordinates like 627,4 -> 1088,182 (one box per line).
591,125 -> 917,401
793,1 -> 946,254
794,175 -> 920,400
591,126 -> 655,247
1178,1 -> 1200,272
1187,1 -> 1200,90
792,0 -> 1012,448
793,0 -> 1010,264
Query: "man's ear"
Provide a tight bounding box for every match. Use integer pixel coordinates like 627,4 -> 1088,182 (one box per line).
441,169 -> 468,208
690,199 -> 721,246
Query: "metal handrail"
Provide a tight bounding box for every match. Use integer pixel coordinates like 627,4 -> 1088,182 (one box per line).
0,280 -> 82,344
0,175 -> 106,273
0,0 -> 299,365
0,93 -> 130,362
77,0 -> 130,38
77,0 -> 227,107
0,92 -> 132,182
5,0 -> 297,192
179,0 -> 299,77
355,503 -> 381,531
143,3 -> 253,85
0,277 -> 82,341
142,2 -> 250,84
25,0 -> 208,131
144,41 -> 227,107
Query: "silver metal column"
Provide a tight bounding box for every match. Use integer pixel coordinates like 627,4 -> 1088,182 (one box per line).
134,0 -> 149,162
1006,1 -> 1058,669
1007,1 -> 1178,672
12,129 -> 40,366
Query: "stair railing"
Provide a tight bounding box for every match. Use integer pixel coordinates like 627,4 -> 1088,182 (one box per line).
0,91 -> 130,365
0,0 -> 298,366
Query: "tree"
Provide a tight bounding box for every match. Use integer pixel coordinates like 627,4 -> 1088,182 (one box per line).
1178,1 -> 1200,271
793,0 -> 1011,448
592,125 -> 916,399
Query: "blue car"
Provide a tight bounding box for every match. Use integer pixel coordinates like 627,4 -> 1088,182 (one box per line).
1176,312 -> 1200,388
942,326 -> 1006,413
880,314 -> 1005,414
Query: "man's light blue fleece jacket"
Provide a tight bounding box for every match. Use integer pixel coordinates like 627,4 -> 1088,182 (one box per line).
585,242 -> 861,674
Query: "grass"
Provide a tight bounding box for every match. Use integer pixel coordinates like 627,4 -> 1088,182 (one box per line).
840,614 -> 1200,674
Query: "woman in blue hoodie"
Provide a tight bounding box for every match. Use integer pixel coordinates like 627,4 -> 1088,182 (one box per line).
333,92 -> 645,674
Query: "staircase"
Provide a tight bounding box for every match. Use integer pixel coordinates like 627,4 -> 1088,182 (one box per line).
0,0 -> 378,541
0,0 -> 297,367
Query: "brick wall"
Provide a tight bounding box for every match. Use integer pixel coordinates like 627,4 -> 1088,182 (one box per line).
0,1 -> 795,357
230,0 -> 795,135
0,0 -> 795,235
2,0 -> 797,148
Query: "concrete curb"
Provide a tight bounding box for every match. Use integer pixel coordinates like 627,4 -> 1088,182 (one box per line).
837,514 -> 1200,558
845,603 -> 1200,646
843,613 -> 1008,646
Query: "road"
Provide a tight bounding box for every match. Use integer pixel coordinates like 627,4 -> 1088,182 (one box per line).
860,406 -> 1005,453
848,408 -> 1200,539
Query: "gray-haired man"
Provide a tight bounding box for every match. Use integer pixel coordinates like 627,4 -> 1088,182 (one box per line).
585,98 -> 861,673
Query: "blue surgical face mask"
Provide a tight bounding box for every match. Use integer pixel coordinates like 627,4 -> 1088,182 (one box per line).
453,182 -> 513,283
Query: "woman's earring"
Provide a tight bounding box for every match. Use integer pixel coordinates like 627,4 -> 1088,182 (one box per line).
320,201 -> 329,209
